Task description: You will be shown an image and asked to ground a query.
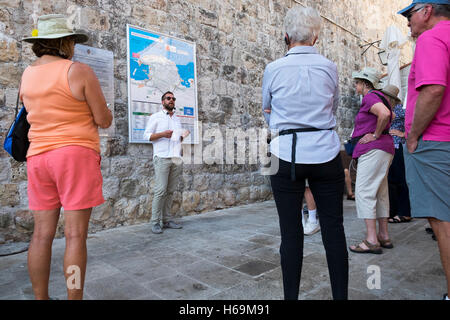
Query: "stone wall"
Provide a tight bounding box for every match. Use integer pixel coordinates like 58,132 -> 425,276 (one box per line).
0,0 -> 413,242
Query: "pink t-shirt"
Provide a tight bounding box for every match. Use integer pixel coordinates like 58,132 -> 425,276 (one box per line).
405,21 -> 450,141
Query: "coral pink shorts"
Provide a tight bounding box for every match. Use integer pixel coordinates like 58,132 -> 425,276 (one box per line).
27,145 -> 104,211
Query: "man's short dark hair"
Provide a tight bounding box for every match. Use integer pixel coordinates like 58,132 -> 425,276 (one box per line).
432,4 -> 450,18
161,91 -> 174,101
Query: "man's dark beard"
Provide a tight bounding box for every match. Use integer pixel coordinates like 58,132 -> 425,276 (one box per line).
164,105 -> 175,111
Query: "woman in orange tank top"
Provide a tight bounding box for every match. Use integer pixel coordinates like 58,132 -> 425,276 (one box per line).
20,14 -> 112,300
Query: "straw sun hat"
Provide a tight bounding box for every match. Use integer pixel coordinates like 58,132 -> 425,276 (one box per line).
381,84 -> 401,104
22,14 -> 88,43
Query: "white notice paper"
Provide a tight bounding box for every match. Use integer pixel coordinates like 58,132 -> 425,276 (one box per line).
73,44 -> 115,137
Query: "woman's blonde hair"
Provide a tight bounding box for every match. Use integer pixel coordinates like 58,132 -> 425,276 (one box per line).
31,36 -> 75,59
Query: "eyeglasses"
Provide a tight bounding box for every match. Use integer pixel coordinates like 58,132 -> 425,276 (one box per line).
165,96 -> 176,101
407,6 -> 425,21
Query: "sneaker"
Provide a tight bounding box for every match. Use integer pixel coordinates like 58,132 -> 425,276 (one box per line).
301,205 -> 308,228
443,293 -> 449,300
302,204 -> 308,215
304,220 -> 320,236
162,221 -> 182,229
151,224 -> 163,234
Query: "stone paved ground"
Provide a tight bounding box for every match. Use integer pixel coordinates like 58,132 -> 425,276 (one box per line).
0,199 -> 446,300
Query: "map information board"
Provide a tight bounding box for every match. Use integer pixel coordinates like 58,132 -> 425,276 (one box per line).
127,25 -> 199,144
73,44 -> 115,137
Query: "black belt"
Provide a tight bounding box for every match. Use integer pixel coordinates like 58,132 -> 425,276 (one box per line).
279,127 -> 334,181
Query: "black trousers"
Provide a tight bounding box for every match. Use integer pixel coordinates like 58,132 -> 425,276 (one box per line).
270,154 -> 348,300
388,144 -> 411,218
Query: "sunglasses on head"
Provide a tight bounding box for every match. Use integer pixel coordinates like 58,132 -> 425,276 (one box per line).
165,96 -> 176,101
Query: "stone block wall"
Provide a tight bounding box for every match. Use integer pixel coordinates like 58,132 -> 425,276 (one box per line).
0,0 -> 413,242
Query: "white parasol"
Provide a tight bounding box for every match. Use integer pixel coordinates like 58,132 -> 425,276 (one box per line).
380,25 -> 407,102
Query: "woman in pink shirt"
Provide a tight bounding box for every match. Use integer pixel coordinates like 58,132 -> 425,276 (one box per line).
348,67 -> 395,255
20,14 -> 112,300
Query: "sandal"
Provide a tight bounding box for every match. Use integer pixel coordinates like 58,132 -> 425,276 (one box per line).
347,194 -> 355,201
378,237 -> 394,249
388,216 -> 412,223
349,240 -> 383,254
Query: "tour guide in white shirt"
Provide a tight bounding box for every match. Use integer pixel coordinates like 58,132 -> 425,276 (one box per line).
262,6 -> 348,300
143,91 -> 189,234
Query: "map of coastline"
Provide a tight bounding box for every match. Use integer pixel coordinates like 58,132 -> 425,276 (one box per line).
130,30 -> 195,99
127,26 -> 198,144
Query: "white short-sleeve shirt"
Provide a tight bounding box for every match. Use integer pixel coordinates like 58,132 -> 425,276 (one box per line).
143,109 -> 183,159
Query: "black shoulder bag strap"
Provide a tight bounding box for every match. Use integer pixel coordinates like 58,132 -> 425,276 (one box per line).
15,82 -> 22,118
371,90 -> 392,115
371,90 -> 394,133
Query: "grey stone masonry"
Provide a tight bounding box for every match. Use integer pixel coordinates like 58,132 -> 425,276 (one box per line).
0,0 -> 413,242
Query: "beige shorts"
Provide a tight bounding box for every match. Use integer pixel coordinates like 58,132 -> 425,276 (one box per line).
355,149 -> 393,219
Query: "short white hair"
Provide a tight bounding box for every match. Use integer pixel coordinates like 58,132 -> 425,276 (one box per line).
284,6 -> 321,44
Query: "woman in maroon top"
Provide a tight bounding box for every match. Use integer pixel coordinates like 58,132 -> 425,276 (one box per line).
348,68 -> 395,254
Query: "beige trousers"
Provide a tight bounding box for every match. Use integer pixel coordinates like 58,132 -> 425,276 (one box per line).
355,149 -> 393,219
150,156 -> 183,226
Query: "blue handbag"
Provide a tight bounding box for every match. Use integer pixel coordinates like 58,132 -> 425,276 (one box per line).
344,139 -> 356,157
3,89 -> 30,162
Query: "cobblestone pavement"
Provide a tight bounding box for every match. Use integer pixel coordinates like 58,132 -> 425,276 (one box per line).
0,199 -> 446,300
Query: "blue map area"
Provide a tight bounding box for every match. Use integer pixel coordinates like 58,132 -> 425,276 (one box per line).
130,60 -> 149,81
129,27 -> 195,89
177,62 -> 194,88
